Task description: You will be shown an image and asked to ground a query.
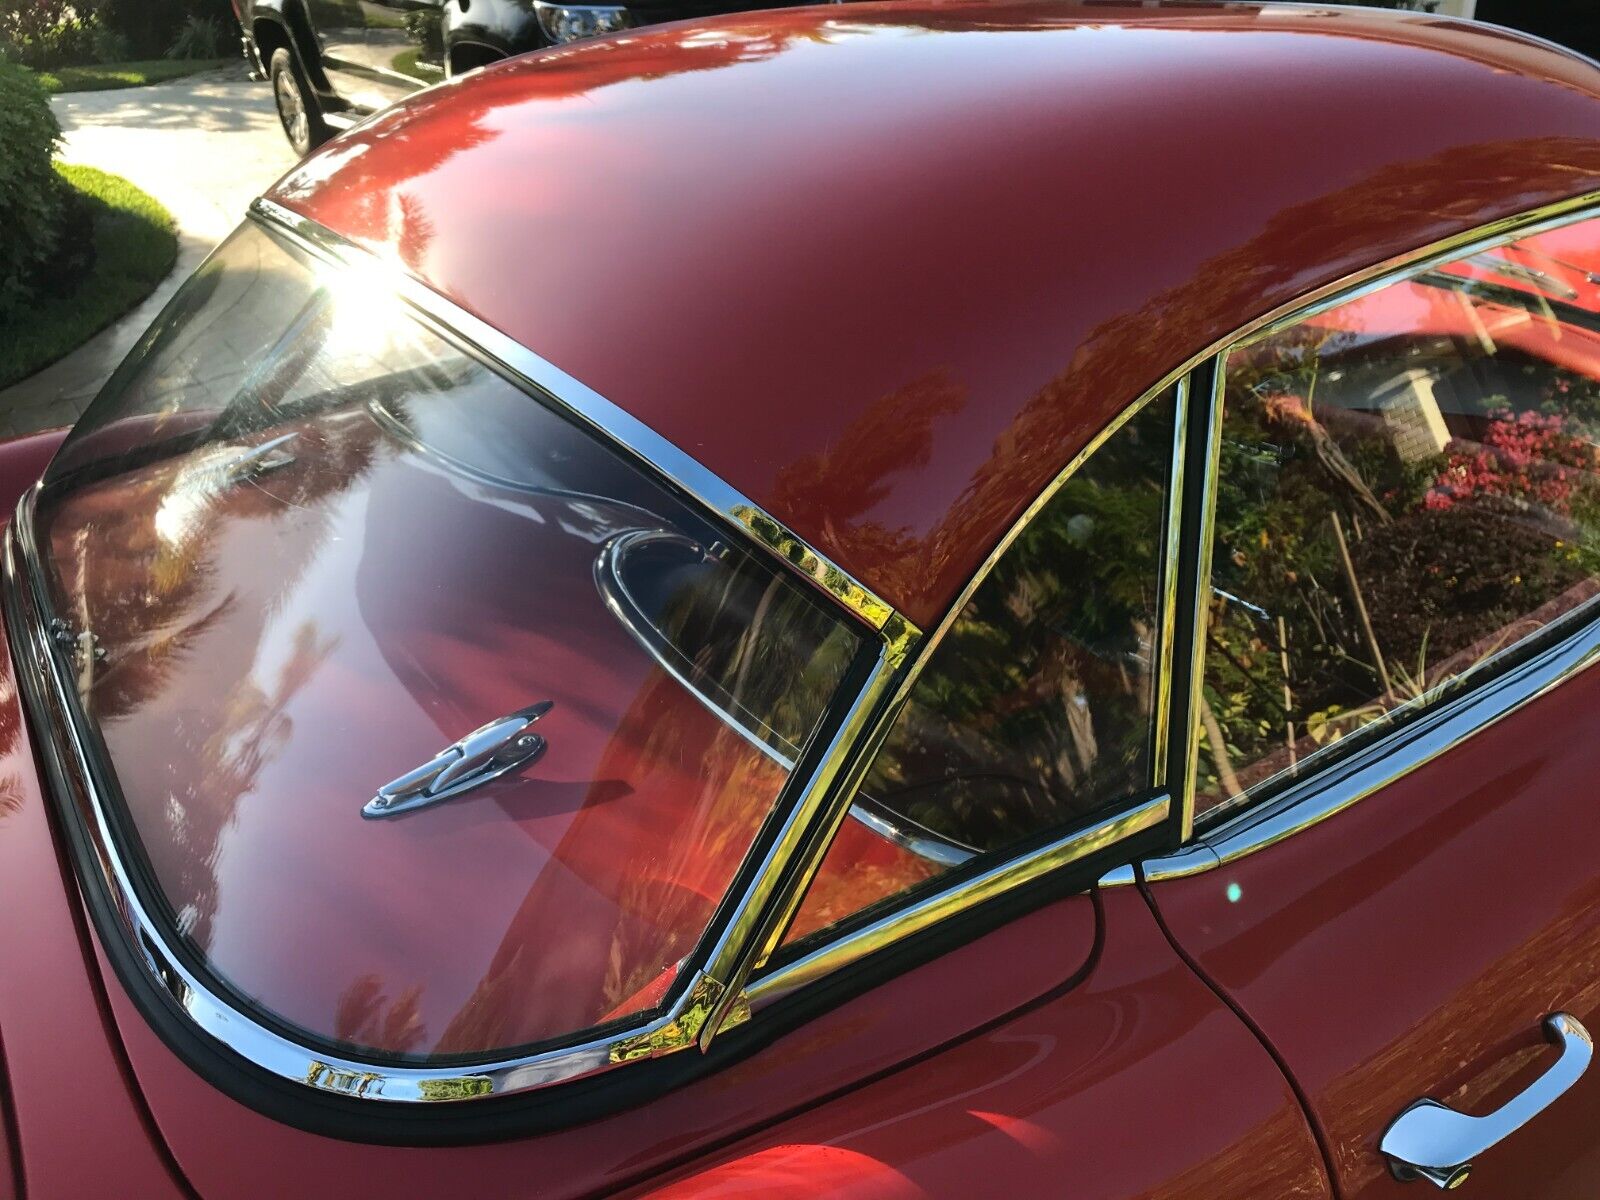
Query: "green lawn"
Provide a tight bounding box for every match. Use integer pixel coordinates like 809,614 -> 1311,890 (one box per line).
390,47 -> 444,83
35,59 -> 228,94
0,164 -> 177,391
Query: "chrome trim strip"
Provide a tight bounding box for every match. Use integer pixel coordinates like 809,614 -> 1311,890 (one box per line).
1150,375 -> 1190,788
1176,365 -> 1226,843
1136,610 -> 1600,884
748,793 -> 1170,1007
723,380 -> 1192,1032
250,198 -> 905,640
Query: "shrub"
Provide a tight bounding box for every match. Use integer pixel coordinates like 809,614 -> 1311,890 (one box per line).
0,60 -> 73,322
92,0 -> 233,60
405,8 -> 443,57
167,11 -> 227,58
0,0 -> 98,67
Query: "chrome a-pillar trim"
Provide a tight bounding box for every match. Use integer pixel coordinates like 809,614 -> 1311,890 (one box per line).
249,198 -> 913,659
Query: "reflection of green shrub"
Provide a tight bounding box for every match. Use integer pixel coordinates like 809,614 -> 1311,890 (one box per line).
0,62 -> 69,321
865,395 -> 1175,852
405,8 -> 443,55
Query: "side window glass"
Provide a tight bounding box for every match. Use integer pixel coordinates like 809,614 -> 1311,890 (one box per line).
780,386 -> 1179,946
1198,215 -> 1600,821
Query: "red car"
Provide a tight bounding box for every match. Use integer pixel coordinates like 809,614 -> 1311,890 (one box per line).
3,3 -> 1600,1197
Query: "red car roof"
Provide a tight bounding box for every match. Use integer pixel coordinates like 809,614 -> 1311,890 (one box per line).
268,0 -> 1600,628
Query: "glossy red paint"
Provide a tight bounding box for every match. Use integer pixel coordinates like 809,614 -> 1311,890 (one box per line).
1145,658 -> 1600,1198
270,2 -> 1600,630
620,888 -> 1328,1200
102,881 -> 1101,1198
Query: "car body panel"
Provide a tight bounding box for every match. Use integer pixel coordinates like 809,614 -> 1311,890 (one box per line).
0,429 -> 188,1199
1144,656 -> 1600,1197
101,885 -> 1103,1198
618,887 -> 1329,1200
268,1 -> 1600,630
92,879 -> 1333,1200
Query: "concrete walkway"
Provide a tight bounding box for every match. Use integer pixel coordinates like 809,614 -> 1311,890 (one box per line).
0,63 -> 297,435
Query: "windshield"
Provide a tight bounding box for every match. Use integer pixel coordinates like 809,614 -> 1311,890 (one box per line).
27,223 -> 866,1063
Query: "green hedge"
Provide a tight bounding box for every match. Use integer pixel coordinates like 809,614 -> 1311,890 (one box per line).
0,61 -> 70,324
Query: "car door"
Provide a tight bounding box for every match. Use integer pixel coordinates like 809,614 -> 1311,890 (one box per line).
1142,205 -> 1600,1197
305,0 -> 440,114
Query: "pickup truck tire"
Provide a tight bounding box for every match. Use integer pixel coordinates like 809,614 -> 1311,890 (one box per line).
270,47 -> 330,157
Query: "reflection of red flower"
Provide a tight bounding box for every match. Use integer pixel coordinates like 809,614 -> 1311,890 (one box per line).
1425,412 -> 1590,513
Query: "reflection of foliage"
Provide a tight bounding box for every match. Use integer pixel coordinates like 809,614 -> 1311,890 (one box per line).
1425,411 -> 1592,514
334,973 -> 426,1055
863,392 -> 1174,852
1199,270 -> 1600,812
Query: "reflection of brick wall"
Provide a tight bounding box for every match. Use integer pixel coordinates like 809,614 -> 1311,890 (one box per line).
1375,369 -> 1452,463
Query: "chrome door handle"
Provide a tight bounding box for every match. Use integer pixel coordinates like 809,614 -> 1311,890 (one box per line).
1381,1012 -> 1592,1189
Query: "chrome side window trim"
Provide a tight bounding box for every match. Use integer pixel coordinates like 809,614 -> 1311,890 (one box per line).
1135,607 -> 1600,884
1135,188 -> 1600,881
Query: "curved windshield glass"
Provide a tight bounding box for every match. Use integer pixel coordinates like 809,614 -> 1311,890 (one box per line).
27,223 -> 867,1063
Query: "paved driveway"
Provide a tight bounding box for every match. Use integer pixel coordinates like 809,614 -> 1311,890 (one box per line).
0,63 -> 297,434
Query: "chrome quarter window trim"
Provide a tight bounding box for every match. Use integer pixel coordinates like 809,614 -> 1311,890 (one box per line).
722,377 -> 1194,1034
1149,374 -> 1191,790
1176,363 -> 1226,842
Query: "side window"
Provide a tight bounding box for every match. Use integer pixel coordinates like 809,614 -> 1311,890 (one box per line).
781,385 -> 1179,945
1198,215 -> 1600,821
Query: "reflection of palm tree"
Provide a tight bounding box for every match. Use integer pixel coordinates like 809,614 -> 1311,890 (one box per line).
40,397 -> 385,948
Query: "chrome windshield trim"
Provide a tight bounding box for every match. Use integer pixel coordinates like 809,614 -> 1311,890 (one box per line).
249,198 -> 908,644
